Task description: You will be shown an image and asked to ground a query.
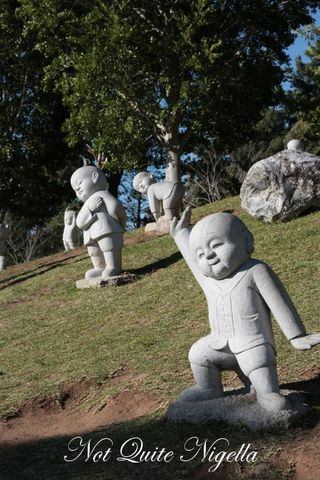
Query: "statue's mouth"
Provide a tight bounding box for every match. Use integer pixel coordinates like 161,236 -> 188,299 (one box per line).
208,258 -> 220,266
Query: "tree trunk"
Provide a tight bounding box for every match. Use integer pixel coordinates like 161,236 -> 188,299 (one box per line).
107,170 -> 123,198
165,149 -> 181,183
136,194 -> 141,228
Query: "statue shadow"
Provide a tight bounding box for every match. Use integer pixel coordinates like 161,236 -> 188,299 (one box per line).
0,255 -> 86,291
280,375 -> 320,407
0,378 -> 319,480
129,251 -> 182,276
0,407 -> 279,480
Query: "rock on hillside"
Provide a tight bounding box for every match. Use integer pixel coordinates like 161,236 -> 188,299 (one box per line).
240,147 -> 320,222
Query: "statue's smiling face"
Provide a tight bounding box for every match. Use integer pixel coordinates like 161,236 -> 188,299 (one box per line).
71,167 -> 108,203
71,171 -> 98,203
189,214 -> 251,279
71,175 -> 93,202
137,175 -> 153,195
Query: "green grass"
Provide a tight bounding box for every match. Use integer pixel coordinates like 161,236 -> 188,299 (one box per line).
0,196 -> 319,479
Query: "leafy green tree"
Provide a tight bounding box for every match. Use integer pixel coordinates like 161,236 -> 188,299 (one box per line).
287,26 -> 320,154
0,0 -> 78,225
20,0 -> 320,182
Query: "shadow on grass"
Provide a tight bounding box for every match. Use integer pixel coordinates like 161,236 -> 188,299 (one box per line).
0,376 -> 319,480
0,414 -> 260,480
0,255 -> 87,291
129,251 -> 182,276
281,375 -> 320,415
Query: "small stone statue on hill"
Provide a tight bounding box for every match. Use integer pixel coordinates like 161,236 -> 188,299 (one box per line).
133,171 -> 184,234
62,209 -> 78,251
71,166 -> 126,280
0,223 -> 8,271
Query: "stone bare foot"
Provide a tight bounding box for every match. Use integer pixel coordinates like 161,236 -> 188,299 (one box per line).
178,385 -> 222,402
257,392 -> 290,412
85,268 -> 104,279
102,267 -> 122,279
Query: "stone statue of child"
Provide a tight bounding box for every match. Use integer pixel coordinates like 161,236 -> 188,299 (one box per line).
0,223 -> 9,271
71,166 -> 126,279
63,208 -> 78,251
171,208 -> 320,412
133,172 -> 184,221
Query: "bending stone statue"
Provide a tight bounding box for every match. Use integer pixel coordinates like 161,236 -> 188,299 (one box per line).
63,209 -> 78,251
71,166 -> 126,279
171,208 -> 320,412
0,223 -> 8,271
133,172 -> 184,221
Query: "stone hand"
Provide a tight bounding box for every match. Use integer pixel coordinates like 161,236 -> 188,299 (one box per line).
290,333 -> 320,350
170,207 -> 191,238
88,196 -> 104,213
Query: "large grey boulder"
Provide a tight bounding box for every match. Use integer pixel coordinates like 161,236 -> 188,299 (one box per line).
240,143 -> 320,221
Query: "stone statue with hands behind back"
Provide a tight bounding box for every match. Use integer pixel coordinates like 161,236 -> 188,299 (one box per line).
171,207 -> 320,412
63,208 -> 78,251
71,166 -> 126,280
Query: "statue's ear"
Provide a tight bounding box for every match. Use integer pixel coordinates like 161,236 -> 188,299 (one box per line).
245,230 -> 254,255
92,172 -> 99,184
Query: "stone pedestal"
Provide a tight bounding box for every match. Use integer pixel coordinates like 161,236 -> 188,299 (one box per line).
145,217 -> 171,236
166,389 -> 308,431
76,272 -> 137,289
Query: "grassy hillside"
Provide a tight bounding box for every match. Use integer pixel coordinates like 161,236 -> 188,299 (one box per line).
0,196 -> 319,480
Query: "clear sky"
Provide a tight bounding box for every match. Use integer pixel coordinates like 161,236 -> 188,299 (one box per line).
286,10 -> 320,65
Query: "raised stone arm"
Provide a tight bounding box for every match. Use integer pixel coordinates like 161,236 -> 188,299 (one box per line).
170,206 -> 192,239
171,208 -> 205,287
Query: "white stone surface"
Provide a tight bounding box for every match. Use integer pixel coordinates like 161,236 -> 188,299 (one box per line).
71,166 -> 126,280
170,208 -> 320,414
0,224 -> 9,271
167,389 -> 308,431
240,146 -> 320,221
287,139 -> 304,151
62,209 -> 78,251
133,172 -> 184,222
144,216 -> 171,235
76,272 -> 137,289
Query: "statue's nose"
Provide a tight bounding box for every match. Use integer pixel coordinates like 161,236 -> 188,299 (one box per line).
205,248 -> 215,259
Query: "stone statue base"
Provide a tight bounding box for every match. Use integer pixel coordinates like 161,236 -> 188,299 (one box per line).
76,272 -> 137,289
166,389 -> 308,431
145,217 -> 171,236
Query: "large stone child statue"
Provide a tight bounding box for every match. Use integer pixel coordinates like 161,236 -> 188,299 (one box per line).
171,208 -> 320,412
71,166 -> 126,279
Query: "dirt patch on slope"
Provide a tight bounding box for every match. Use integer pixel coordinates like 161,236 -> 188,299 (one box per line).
0,373 -> 162,446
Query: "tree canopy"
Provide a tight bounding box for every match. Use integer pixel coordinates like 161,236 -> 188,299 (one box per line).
287,26 -> 320,154
0,0 -> 78,225
19,0 -> 320,182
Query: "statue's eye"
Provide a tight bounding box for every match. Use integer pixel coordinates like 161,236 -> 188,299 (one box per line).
209,242 -> 223,249
198,252 -> 204,259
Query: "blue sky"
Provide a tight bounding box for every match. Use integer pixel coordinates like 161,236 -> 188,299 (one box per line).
286,10 -> 320,64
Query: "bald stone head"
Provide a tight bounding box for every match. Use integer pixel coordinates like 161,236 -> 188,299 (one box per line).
71,166 -> 108,203
133,172 -> 156,195
287,139 -> 304,152
189,213 -> 254,279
